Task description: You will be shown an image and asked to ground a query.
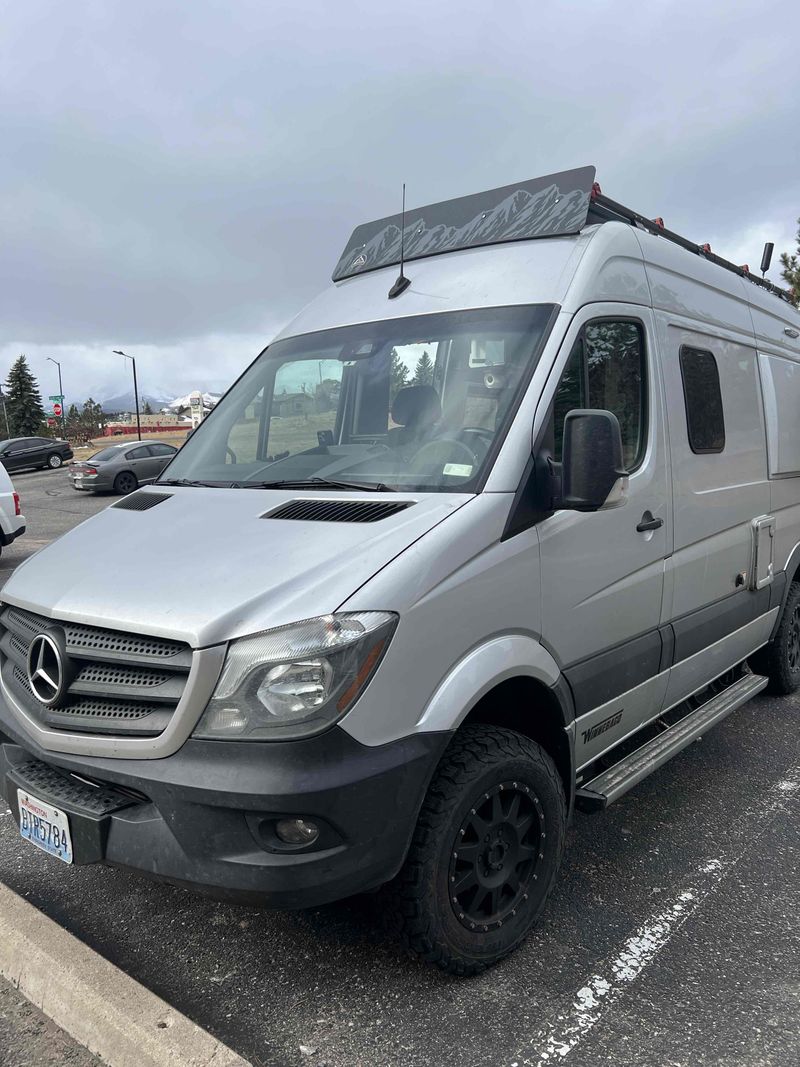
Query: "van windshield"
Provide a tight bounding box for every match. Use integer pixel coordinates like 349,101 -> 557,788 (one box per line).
162,305 -> 555,492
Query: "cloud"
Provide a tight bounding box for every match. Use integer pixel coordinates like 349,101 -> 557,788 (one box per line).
1,0 -> 797,400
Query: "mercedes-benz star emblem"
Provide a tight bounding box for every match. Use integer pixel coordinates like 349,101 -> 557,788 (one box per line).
27,633 -> 67,707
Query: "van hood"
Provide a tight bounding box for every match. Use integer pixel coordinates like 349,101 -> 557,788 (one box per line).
2,488 -> 469,647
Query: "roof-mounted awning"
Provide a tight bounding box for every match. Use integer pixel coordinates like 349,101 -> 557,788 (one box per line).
332,166 -> 596,282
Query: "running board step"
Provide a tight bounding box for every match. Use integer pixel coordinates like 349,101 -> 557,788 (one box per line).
575,673 -> 768,811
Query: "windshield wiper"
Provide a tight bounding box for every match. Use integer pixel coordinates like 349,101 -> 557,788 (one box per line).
157,478 -> 228,488
246,477 -> 397,493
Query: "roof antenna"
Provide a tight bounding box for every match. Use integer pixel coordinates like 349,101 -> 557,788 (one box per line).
388,183 -> 411,299
760,242 -> 774,279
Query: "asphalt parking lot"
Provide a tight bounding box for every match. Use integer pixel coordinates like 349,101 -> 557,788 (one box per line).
1,467 -> 798,1067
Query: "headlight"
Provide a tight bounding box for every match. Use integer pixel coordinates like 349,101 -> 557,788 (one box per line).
193,612 -> 397,741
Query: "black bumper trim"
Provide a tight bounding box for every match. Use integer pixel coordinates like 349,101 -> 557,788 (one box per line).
1,525 -> 25,547
0,723 -> 451,908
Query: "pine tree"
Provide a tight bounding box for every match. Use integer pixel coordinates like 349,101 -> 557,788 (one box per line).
4,355 -> 46,437
142,400 -> 154,416
80,398 -> 105,436
390,348 -> 409,400
412,350 -> 434,387
65,403 -> 81,437
780,218 -> 800,307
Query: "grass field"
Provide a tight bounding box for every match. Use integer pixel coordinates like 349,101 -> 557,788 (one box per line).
72,429 -> 192,462
72,413 -> 338,465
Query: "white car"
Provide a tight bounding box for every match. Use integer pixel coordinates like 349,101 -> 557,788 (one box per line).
0,464 -> 25,557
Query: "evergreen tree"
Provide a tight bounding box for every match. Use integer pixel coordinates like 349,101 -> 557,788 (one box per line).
780,218 -> 800,306
4,355 -> 46,436
143,400 -> 154,415
65,403 -> 81,437
412,350 -> 434,387
80,398 -> 105,436
390,348 -> 409,401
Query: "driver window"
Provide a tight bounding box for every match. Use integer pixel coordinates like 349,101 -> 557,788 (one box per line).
389,345 -> 437,428
552,320 -> 646,469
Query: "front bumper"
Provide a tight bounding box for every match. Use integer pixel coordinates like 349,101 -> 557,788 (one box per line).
0,720 -> 449,908
0,524 -> 25,547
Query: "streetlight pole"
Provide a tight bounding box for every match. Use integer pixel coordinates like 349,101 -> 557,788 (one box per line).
0,391 -> 9,438
46,357 -> 65,436
112,350 -> 142,441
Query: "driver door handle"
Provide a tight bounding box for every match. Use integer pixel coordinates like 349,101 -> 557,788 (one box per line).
636,510 -> 664,533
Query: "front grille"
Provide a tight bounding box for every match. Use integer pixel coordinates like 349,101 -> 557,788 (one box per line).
0,606 -> 192,738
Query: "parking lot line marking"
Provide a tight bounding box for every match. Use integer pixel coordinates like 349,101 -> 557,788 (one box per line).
0,881 -> 252,1067
516,763 -> 800,1067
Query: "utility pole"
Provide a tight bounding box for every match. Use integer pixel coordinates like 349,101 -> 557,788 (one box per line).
0,389 -> 10,438
46,357 -> 66,435
112,350 -> 142,441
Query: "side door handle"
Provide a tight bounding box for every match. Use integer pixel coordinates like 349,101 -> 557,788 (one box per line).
636,510 -> 664,533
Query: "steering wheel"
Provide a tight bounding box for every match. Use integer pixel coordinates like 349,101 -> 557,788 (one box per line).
459,426 -> 494,442
407,437 -> 480,476
458,426 -> 494,457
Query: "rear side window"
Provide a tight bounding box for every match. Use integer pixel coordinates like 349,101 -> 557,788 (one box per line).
128,446 -> 151,460
679,346 -> 725,453
91,446 -> 123,462
149,443 -> 176,456
553,319 -> 647,469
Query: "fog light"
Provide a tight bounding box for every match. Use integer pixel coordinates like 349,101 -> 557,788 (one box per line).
275,817 -> 320,845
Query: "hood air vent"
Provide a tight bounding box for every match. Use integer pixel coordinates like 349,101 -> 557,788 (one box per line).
112,491 -> 173,512
266,499 -> 412,523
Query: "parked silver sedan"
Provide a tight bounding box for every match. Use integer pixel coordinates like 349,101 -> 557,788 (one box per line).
68,441 -> 178,494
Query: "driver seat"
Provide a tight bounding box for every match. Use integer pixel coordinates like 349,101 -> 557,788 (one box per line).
387,386 -> 441,448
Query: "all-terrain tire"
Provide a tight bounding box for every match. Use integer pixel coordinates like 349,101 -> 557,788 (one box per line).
384,724 -> 566,976
749,580 -> 800,695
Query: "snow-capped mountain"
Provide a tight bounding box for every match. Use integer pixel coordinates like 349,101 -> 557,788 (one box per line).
95,389 -> 174,413
166,391 -> 221,412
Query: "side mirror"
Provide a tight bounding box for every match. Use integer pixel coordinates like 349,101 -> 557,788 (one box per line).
562,409 -> 628,511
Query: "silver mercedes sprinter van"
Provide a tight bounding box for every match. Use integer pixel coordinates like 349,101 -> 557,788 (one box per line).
3,167 -> 800,975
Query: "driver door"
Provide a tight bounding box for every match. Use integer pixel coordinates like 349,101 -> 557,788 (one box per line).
537,305 -> 671,767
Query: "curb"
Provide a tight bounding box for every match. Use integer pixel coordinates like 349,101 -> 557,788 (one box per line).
0,881 -> 252,1067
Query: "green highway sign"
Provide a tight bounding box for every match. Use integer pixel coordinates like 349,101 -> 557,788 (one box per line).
49,394 -> 64,402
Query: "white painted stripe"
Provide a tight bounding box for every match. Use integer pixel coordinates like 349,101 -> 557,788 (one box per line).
0,881 -> 251,1067
514,764 -> 800,1067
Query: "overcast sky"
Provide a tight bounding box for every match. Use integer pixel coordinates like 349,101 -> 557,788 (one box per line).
1,0 -> 798,405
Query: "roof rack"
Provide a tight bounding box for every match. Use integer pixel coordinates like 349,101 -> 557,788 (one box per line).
587,182 -> 793,304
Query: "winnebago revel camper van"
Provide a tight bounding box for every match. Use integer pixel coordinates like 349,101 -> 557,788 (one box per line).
2,166 -> 800,973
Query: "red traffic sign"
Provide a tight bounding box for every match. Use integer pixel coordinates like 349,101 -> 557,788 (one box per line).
52,402 -> 63,417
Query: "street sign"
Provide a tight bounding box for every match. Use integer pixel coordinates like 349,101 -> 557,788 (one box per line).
52,402 -> 63,417
49,394 -> 64,402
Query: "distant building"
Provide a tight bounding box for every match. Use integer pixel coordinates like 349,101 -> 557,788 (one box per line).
274,391 -> 316,417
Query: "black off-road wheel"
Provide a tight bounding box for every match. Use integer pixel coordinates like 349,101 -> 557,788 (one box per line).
385,724 -> 566,976
113,471 -> 138,495
750,580 -> 800,695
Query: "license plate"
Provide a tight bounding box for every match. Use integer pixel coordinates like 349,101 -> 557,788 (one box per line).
17,789 -> 73,863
